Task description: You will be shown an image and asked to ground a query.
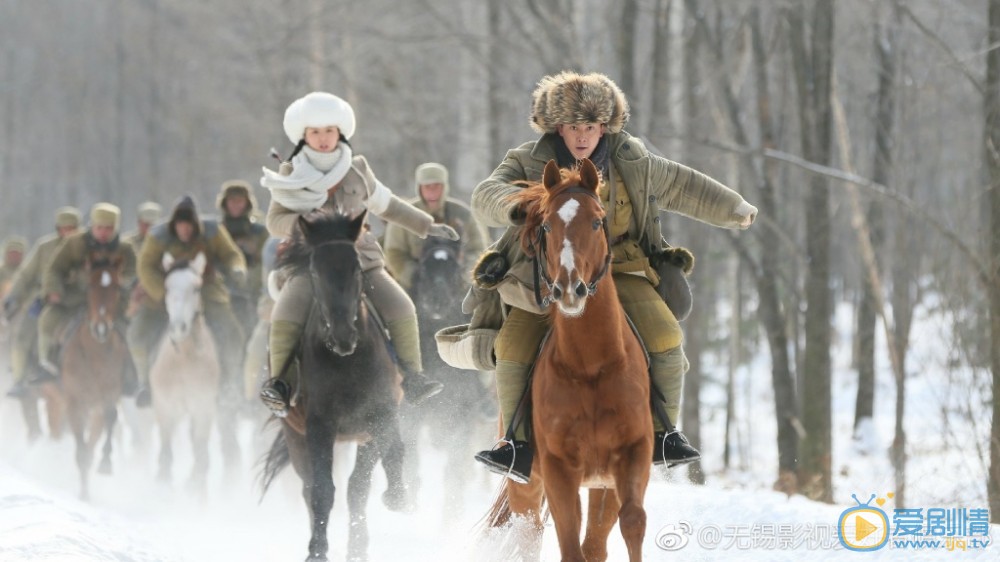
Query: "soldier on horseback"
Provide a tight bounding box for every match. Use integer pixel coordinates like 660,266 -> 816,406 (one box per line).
4,207 -> 81,398
123,201 -> 162,317
36,203 -> 137,385
384,162 -> 490,292
470,71 -> 758,482
127,195 -> 248,407
0,236 -> 27,294
217,180 -> 270,336
258,92 -> 458,415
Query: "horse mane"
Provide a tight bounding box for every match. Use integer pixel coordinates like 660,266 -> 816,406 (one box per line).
507,166 -> 595,255
277,212 -> 359,276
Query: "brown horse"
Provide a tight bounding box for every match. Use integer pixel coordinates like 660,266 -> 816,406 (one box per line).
60,252 -> 130,500
149,252 -> 220,495
484,159 -> 652,562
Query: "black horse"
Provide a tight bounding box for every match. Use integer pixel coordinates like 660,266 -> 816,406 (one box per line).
260,211 -> 409,562
401,235 -> 496,523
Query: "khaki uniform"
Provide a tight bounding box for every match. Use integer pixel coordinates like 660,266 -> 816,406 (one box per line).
0,263 -> 20,297
384,189 -> 490,292
37,233 -> 136,363
266,154 -> 436,387
4,233 -> 74,382
472,131 -> 752,436
128,214 -> 247,391
218,186 -> 269,336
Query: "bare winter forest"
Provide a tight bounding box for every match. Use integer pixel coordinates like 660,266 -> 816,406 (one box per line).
1,0 -> 999,524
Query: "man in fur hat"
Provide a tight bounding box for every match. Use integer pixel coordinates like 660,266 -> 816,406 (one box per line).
36,203 -> 137,385
217,179 -> 269,334
4,207 -> 81,397
128,195 -> 248,407
384,162 -> 490,291
470,71 -> 758,483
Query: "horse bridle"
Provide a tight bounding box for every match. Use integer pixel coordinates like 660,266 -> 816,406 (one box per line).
529,186 -> 612,308
308,239 -> 362,342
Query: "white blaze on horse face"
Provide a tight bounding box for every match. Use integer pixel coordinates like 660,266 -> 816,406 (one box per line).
559,239 -> 575,276
556,198 -> 580,276
100,271 -> 112,287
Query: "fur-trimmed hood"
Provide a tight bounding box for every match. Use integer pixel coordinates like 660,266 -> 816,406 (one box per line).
530,71 -> 630,134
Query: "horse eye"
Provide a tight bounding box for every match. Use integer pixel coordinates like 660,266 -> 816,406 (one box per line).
592,219 -> 601,230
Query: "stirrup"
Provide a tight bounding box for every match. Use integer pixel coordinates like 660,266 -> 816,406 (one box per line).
260,380 -> 290,418
654,429 -> 701,468
474,439 -> 532,484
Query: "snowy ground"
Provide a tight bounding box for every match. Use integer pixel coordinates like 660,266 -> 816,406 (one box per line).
0,294 -> 997,561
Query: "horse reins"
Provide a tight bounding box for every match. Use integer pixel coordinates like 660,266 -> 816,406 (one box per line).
530,187 -> 613,308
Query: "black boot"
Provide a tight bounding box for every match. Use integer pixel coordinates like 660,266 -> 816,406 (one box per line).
259,378 -> 291,417
121,359 -> 138,398
400,370 -> 443,405
6,378 -> 29,399
29,363 -> 58,386
474,441 -> 532,484
653,430 -> 701,467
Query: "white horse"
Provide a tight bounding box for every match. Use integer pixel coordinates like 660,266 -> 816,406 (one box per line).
150,252 -> 220,494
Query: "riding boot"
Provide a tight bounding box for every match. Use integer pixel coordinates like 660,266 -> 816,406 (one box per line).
650,347 -> 701,467
34,329 -> 59,383
6,347 -> 29,398
6,377 -> 28,399
259,319 -> 303,417
116,323 -> 138,397
473,360 -> 533,483
386,316 -> 443,405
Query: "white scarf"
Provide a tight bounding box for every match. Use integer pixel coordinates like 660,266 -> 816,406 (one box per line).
260,144 -> 354,212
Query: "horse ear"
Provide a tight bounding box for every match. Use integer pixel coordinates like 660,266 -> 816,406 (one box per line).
542,159 -> 562,190
579,158 -> 600,193
191,252 -> 207,276
162,252 -> 175,272
348,210 -> 367,241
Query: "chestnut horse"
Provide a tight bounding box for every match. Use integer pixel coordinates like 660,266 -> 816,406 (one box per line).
149,252 -> 220,494
60,252 -> 130,500
484,159 -> 652,562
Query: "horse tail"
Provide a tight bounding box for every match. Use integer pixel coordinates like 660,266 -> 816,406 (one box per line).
258,426 -> 290,499
484,480 -> 513,528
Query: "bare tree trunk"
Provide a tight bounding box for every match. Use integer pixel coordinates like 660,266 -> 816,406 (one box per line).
788,0 -> 835,503
985,0 -> 1000,524
616,0 -> 639,129
854,2 -> 899,437
748,5 -> 800,494
648,0 -> 673,146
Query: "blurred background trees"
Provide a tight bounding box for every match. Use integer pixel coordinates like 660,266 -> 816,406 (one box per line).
1,0 -> 996,520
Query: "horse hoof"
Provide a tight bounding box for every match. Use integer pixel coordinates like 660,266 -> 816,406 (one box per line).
306,555 -> 329,562
97,460 -> 112,475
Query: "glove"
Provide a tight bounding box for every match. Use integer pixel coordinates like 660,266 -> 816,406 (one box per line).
428,223 -> 459,241
2,297 -> 17,320
735,201 -> 758,229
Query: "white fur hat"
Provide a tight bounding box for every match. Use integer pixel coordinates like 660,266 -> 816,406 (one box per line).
283,92 -> 357,144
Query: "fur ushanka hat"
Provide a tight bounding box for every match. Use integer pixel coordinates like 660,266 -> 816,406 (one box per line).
530,71 -> 630,134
